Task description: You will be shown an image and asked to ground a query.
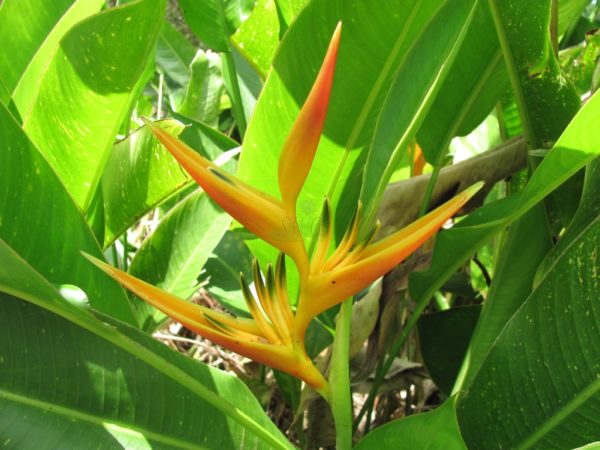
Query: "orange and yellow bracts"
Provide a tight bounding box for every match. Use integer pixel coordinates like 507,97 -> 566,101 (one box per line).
85,23 -> 482,397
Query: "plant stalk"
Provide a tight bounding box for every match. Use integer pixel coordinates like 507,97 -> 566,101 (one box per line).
417,163 -> 442,217
328,298 -> 353,450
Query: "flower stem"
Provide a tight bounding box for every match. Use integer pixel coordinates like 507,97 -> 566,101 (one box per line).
329,298 -> 353,450
418,163 -> 441,217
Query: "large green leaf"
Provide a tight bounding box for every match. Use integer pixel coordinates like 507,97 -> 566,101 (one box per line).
457,215 -> 600,449
410,89 -> 600,315
23,0 -> 165,211
129,191 -> 231,331
456,205 -> 553,390
177,0 -> 254,52
0,0 -> 103,107
238,0 -> 476,265
417,1 -> 508,164
359,0 -> 477,226
355,398 -> 466,449
536,157 -> 600,283
0,241 -> 292,449
0,102 -> 135,324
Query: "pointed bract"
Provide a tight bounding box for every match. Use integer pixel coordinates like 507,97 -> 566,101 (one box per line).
278,23 -> 341,213
143,119 -> 306,261
296,183 -> 483,328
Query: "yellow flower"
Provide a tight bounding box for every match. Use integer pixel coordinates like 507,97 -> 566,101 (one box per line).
85,22 -> 482,398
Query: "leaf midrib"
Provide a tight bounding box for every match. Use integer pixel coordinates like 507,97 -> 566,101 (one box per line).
0,389 -> 207,450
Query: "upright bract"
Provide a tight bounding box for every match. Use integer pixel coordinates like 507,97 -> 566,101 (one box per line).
86,23 -> 482,396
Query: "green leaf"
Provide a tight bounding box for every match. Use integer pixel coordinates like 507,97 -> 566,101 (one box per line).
129,191 -> 231,331
102,121 -> 190,247
0,77 -> 10,105
22,0 -> 165,211
102,115 -> 238,248
231,0 -> 280,78
360,0 -> 478,226
355,398 -> 466,449
560,30 -> 600,95
0,0 -> 103,107
177,50 -> 225,125
457,215 -> 600,449
238,0 -> 476,265
418,306 -> 481,395
536,157 -> 600,284
410,89 -> 600,314
201,230 -> 254,315
558,0 -> 589,35
456,205 -> 553,391
0,241 -> 292,449
177,0 -> 254,52
417,1 -> 508,164
0,102 -> 135,324
174,111 -> 241,161
156,21 -> 196,87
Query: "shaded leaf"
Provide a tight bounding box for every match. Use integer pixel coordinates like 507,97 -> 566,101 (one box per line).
457,205 -> 553,391
156,20 -> 196,87
418,305 -> 481,395
417,1 -> 508,164
355,398 -> 466,450
360,0 -> 477,226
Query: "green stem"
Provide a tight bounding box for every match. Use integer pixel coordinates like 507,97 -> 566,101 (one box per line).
417,164 -> 441,217
329,298 -> 353,450
221,51 -> 247,137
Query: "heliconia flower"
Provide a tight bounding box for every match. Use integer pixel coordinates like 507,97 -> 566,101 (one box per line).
85,22 -> 484,398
